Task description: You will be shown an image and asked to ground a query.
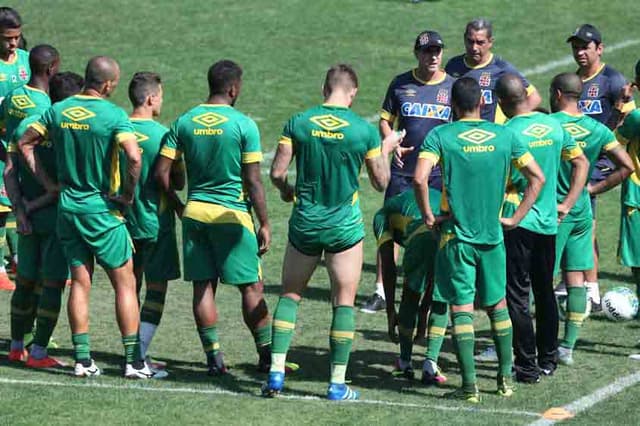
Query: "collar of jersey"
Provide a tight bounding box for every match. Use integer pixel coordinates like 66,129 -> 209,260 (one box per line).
25,85 -> 47,96
463,53 -> 494,70
322,103 -> 348,109
130,117 -> 153,121
458,118 -> 484,122
411,69 -> 447,85
198,103 -> 232,108
559,110 -> 583,118
74,94 -> 102,100
580,63 -> 606,83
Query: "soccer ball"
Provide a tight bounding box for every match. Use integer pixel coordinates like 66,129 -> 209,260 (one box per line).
602,287 -> 639,321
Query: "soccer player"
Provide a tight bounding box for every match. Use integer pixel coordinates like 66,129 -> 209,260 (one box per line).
155,60 -> 273,375
566,24 -> 637,310
6,71 -> 83,367
2,45 -> 60,363
18,56 -> 153,379
549,72 -> 632,365
362,30 -> 454,315
497,74 -> 588,382
125,72 -> 182,370
415,77 -> 545,402
0,7 -> 30,291
445,18 -> 541,123
263,64 -> 403,400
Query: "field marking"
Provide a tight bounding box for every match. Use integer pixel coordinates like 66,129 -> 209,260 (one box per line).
0,377 -> 540,418
522,38 -> 640,77
528,370 -> 640,426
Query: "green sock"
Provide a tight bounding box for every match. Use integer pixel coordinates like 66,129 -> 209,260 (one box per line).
33,285 -> 63,348
140,289 -> 167,326
25,283 -> 42,336
271,296 -> 299,373
452,311 -> 476,391
398,294 -> 419,363
122,334 -> 141,364
253,323 -> 272,353
489,307 -> 513,378
425,301 -> 448,362
561,286 -> 587,349
329,305 -> 355,384
198,325 -> 220,364
10,282 -> 32,341
72,333 -> 91,362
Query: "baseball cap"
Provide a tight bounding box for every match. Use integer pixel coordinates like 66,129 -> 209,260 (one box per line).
566,24 -> 602,44
414,30 -> 445,50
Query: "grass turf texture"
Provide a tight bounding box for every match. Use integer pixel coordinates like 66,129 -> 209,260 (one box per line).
1,0 -> 640,424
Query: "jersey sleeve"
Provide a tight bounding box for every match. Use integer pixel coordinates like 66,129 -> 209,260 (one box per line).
159,120 -> 183,160
616,109 -> 640,145
510,132 -> 534,169
240,118 -> 263,164
365,124 -> 382,159
9,117 -> 36,154
113,109 -> 136,145
418,131 -> 442,165
560,130 -> 583,160
29,105 -> 54,139
278,116 -> 294,147
599,125 -> 621,152
372,207 -> 392,247
380,78 -> 398,123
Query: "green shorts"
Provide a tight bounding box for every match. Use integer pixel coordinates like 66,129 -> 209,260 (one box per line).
57,210 -> 133,270
555,218 -> 594,273
182,217 -> 260,284
433,234 -> 506,307
618,206 -> 640,267
133,227 -> 180,283
18,231 -> 69,281
288,221 -> 364,257
402,230 -> 438,294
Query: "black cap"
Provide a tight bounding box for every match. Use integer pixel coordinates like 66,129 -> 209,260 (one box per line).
414,30 -> 444,50
567,24 -> 602,44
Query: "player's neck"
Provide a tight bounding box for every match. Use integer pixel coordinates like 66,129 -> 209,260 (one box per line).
27,75 -> 49,93
415,68 -> 443,83
464,52 -> 491,68
323,93 -> 351,108
0,50 -> 15,62
510,103 -> 532,117
560,104 -> 581,116
130,107 -> 154,119
206,95 -> 233,106
82,88 -> 104,98
458,110 -> 481,120
579,61 -> 602,79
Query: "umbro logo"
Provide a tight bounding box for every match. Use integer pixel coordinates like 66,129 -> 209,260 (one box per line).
62,106 -> 95,122
522,123 -> 553,139
192,112 -> 228,128
562,123 -> 591,139
459,129 -> 496,144
11,94 -> 35,110
134,131 -> 149,142
310,114 -> 350,131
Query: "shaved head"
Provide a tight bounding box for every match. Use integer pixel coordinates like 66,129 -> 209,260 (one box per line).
550,72 -> 583,98
84,56 -> 120,91
496,74 -> 527,105
29,44 -> 59,75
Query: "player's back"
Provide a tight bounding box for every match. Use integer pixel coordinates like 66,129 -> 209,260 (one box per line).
0,49 -> 30,101
1,84 -> 50,141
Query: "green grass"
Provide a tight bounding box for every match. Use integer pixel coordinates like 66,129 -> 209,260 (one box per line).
2,0 -> 640,424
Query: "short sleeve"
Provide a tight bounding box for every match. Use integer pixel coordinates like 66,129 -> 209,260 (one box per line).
510,132 -> 533,169
241,118 -> 263,163
616,110 -> 640,145
159,120 -> 182,160
560,130 -> 583,160
380,78 -> 398,123
418,131 -> 441,164
365,124 -> 381,159
501,60 -> 532,91
113,109 -> 136,145
597,125 -> 620,152
278,116 -> 294,146
30,105 -> 54,138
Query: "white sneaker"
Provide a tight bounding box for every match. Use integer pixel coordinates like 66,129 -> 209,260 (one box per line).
586,282 -> 601,307
475,346 -> 498,362
74,359 -> 101,377
554,282 -> 568,297
629,354 -> 640,361
125,361 -> 168,379
558,346 -> 574,366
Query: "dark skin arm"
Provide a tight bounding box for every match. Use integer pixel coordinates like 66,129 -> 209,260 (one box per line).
242,161 -> 270,255
3,152 -> 31,234
155,155 -> 185,218
18,127 -> 58,194
110,136 -> 141,206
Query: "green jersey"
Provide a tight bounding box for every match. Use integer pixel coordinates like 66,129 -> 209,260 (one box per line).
503,112 -> 581,234
420,119 -> 532,245
160,104 -> 262,213
551,111 -> 618,221
8,115 -> 58,232
0,49 -> 30,103
31,95 -> 136,214
279,104 -> 381,231
616,109 -> 640,208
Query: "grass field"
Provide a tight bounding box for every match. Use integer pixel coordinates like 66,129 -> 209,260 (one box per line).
1,0 -> 640,424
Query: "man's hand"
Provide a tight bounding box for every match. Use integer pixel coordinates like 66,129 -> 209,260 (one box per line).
500,216 -> 519,231
15,209 -> 32,235
423,211 -> 436,229
109,193 -> 134,207
257,224 -> 271,256
382,129 -> 406,156
392,146 -> 414,168
386,308 -> 399,344
280,184 -> 294,203
557,202 -> 571,223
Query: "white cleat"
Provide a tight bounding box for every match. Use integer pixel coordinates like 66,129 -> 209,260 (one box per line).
558,346 -> 574,366
124,361 -> 168,379
74,359 -> 101,377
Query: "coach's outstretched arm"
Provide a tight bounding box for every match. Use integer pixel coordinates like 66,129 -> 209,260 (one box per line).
501,159 -> 545,230
588,145 -> 633,196
366,130 -> 405,192
557,153 -> 589,222
17,127 -> 57,195
243,161 -> 271,255
155,155 -> 185,217
111,136 -> 142,206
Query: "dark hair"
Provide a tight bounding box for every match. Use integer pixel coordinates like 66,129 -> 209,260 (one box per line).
465,18 -> 493,38
29,44 -> 59,75
0,7 -> 22,30
49,72 -> 84,103
550,72 -> 583,99
635,59 -> 640,77
18,34 -> 26,50
452,77 -> 481,113
128,72 -> 162,107
207,60 -> 242,96
323,63 -> 358,95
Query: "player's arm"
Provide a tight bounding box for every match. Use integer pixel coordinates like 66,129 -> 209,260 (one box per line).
155,155 -> 185,217
170,158 -> 186,191
3,150 -> 31,235
413,156 -> 436,227
557,152 -> 589,222
113,135 -> 142,206
243,161 -> 270,255
18,127 -> 58,195
501,156 -> 545,230
270,140 -> 295,202
365,130 -> 405,192
588,144 -> 633,196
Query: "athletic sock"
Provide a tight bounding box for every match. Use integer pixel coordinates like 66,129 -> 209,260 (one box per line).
33,285 -> 63,349
25,283 -> 42,336
585,281 -> 600,304
198,325 -> 220,365
72,333 -> 91,362
271,296 -> 299,373
252,322 -> 272,356
139,288 -> 167,358
30,344 -> 47,360
375,282 -> 385,299
489,307 -> 513,378
329,305 -> 355,384
561,286 -> 587,349
10,282 -> 32,341
398,294 -> 419,363
425,301 -> 448,362
139,322 -> 157,359
122,334 -> 141,364
452,311 -> 476,391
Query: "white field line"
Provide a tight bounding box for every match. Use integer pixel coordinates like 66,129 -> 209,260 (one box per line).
528,370 -> 640,426
0,377 -> 540,418
522,39 -> 640,77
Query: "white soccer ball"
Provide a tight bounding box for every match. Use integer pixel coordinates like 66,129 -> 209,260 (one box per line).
602,287 -> 639,321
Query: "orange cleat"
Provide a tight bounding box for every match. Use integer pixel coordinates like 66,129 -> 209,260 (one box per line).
26,355 -> 67,369
0,272 -> 15,291
8,348 -> 28,362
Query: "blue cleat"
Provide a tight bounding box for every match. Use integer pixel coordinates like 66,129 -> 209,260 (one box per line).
326,383 -> 359,401
261,371 -> 284,398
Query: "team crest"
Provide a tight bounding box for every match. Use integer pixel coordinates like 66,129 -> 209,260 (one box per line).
587,84 -> 599,98
18,66 -> 28,81
310,114 -> 350,131
479,72 -> 491,87
436,89 -> 449,104
419,33 -> 429,45
458,129 -> 496,144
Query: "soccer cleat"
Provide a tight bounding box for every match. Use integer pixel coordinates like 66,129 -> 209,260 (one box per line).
26,355 -> 66,369
359,293 -> 385,314
145,355 -> 167,370
558,347 -> 574,366
7,348 -> 28,362
284,361 -> 300,373
391,358 -> 415,380
0,272 -> 15,291
421,359 -> 447,386
445,386 -> 480,403
629,354 -> 640,361
540,365 -> 555,376
125,361 -> 168,379
261,371 -> 284,397
475,346 -> 498,362
74,359 -> 101,377
327,383 -> 359,401
496,376 -> 514,397
207,352 -> 228,376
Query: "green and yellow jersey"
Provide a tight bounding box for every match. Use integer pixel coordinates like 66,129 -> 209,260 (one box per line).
279,104 -> 381,232
0,49 -> 30,103
502,112 -> 582,234
420,119 -> 532,245
551,111 -> 619,221
615,109 -> 640,208
30,95 -> 136,214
